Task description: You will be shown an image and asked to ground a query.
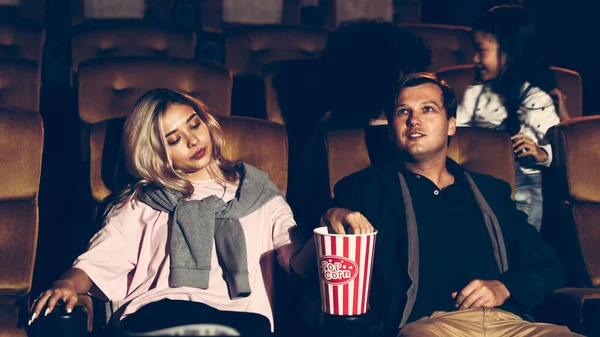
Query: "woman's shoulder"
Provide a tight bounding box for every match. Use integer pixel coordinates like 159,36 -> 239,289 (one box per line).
104,197 -> 164,229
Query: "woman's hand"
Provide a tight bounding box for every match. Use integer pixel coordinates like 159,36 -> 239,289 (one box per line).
29,280 -> 78,325
511,134 -> 548,164
550,88 -> 570,121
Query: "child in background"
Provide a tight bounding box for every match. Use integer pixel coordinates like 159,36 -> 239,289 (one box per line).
457,5 -> 560,231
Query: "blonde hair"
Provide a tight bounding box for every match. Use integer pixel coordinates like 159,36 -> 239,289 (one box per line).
115,88 -> 240,203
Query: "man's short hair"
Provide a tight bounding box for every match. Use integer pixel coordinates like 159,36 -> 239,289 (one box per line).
385,72 -> 457,123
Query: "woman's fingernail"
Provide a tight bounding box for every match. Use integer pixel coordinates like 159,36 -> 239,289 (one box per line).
44,308 -> 50,316
28,312 -> 37,325
67,307 -> 72,314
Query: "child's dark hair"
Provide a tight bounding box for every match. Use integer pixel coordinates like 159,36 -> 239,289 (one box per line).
473,5 -> 556,135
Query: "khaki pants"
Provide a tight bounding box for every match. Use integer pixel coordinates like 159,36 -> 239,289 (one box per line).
398,307 -> 584,337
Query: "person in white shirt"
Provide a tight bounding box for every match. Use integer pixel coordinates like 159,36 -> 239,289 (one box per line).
457,5 -> 560,232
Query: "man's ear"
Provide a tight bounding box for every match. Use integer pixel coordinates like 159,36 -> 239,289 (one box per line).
448,117 -> 457,136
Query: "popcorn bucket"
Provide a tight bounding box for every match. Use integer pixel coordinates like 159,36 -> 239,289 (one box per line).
313,226 -> 377,316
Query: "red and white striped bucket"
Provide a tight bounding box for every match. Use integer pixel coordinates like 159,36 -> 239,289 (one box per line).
313,226 -> 377,316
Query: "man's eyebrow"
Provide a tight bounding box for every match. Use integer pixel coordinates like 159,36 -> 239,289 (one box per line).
421,100 -> 443,108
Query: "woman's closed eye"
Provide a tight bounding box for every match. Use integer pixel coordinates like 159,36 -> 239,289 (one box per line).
168,137 -> 181,146
191,122 -> 201,130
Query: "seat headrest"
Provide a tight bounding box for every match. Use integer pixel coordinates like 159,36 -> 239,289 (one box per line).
225,25 -> 329,75
78,56 -> 232,124
0,18 -> 44,63
71,20 -> 196,72
554,116 -> 600,203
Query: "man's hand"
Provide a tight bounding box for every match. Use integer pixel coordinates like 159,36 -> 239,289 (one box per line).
323,208 -> 374,234
451,279 -> 510,310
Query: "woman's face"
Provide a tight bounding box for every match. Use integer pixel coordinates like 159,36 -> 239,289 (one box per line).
161,103 -> 213,180
473,31 -> 507,82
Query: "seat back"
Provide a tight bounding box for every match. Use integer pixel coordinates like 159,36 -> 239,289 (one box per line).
438,65 -> 583,118
225,25 -> 329,76
393,0 -> 421,24
0,58 -> 40,111
399,24 -> 474,71
71,20 -> 196,74
553,67 -> 583,118
71,0 -> 173,25
0,18 -> 44,63
0,107 -> 43,304
436,64 -> 477,104
321,0 -> 393,28
319,0 -> 421,27
219,116 -> 289,195
553,116 -> 600,288
0,0 -> 44,23
78,57 -> 232,124
326,126 -> 515,196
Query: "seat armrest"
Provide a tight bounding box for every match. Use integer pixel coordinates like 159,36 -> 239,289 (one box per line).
76,294 -> 93,332
538,287 -> 600,335
582,297 -> 600,336
34,303 -> 88,337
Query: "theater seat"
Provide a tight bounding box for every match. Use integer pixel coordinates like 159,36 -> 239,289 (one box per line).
552,67 -> 583,118
78,57 -> 232,124
219,116 -> 289,195
0,107 -> 43,337
226,24 -> 328,119
320,0 -> 421,29
225,25 -> 329,76
435,64 -> 477,104
0,18 -> 44,63
0,58 -> 40,111
327,126 -> 515,197
393,0 -> 421,24
0,0 -> 44,23
437,65 -> 583,118
399,24 -> 474,71
71,20 -> 196,75
537,116 -> 600,335
70,0 -> 174,25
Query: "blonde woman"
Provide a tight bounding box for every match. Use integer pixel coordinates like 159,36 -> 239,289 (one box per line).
29,89 -> 314,336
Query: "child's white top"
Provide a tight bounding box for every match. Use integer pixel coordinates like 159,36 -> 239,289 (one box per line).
73,178 -> 301,331
457,83 -> 560,174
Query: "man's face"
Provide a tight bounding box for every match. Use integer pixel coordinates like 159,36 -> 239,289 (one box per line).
391,82 -> 456,161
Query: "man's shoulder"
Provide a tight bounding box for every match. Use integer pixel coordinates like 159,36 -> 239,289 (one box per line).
464,169 -> 512,199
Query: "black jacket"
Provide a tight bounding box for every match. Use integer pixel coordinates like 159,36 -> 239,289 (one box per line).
329,161 -> 565,335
